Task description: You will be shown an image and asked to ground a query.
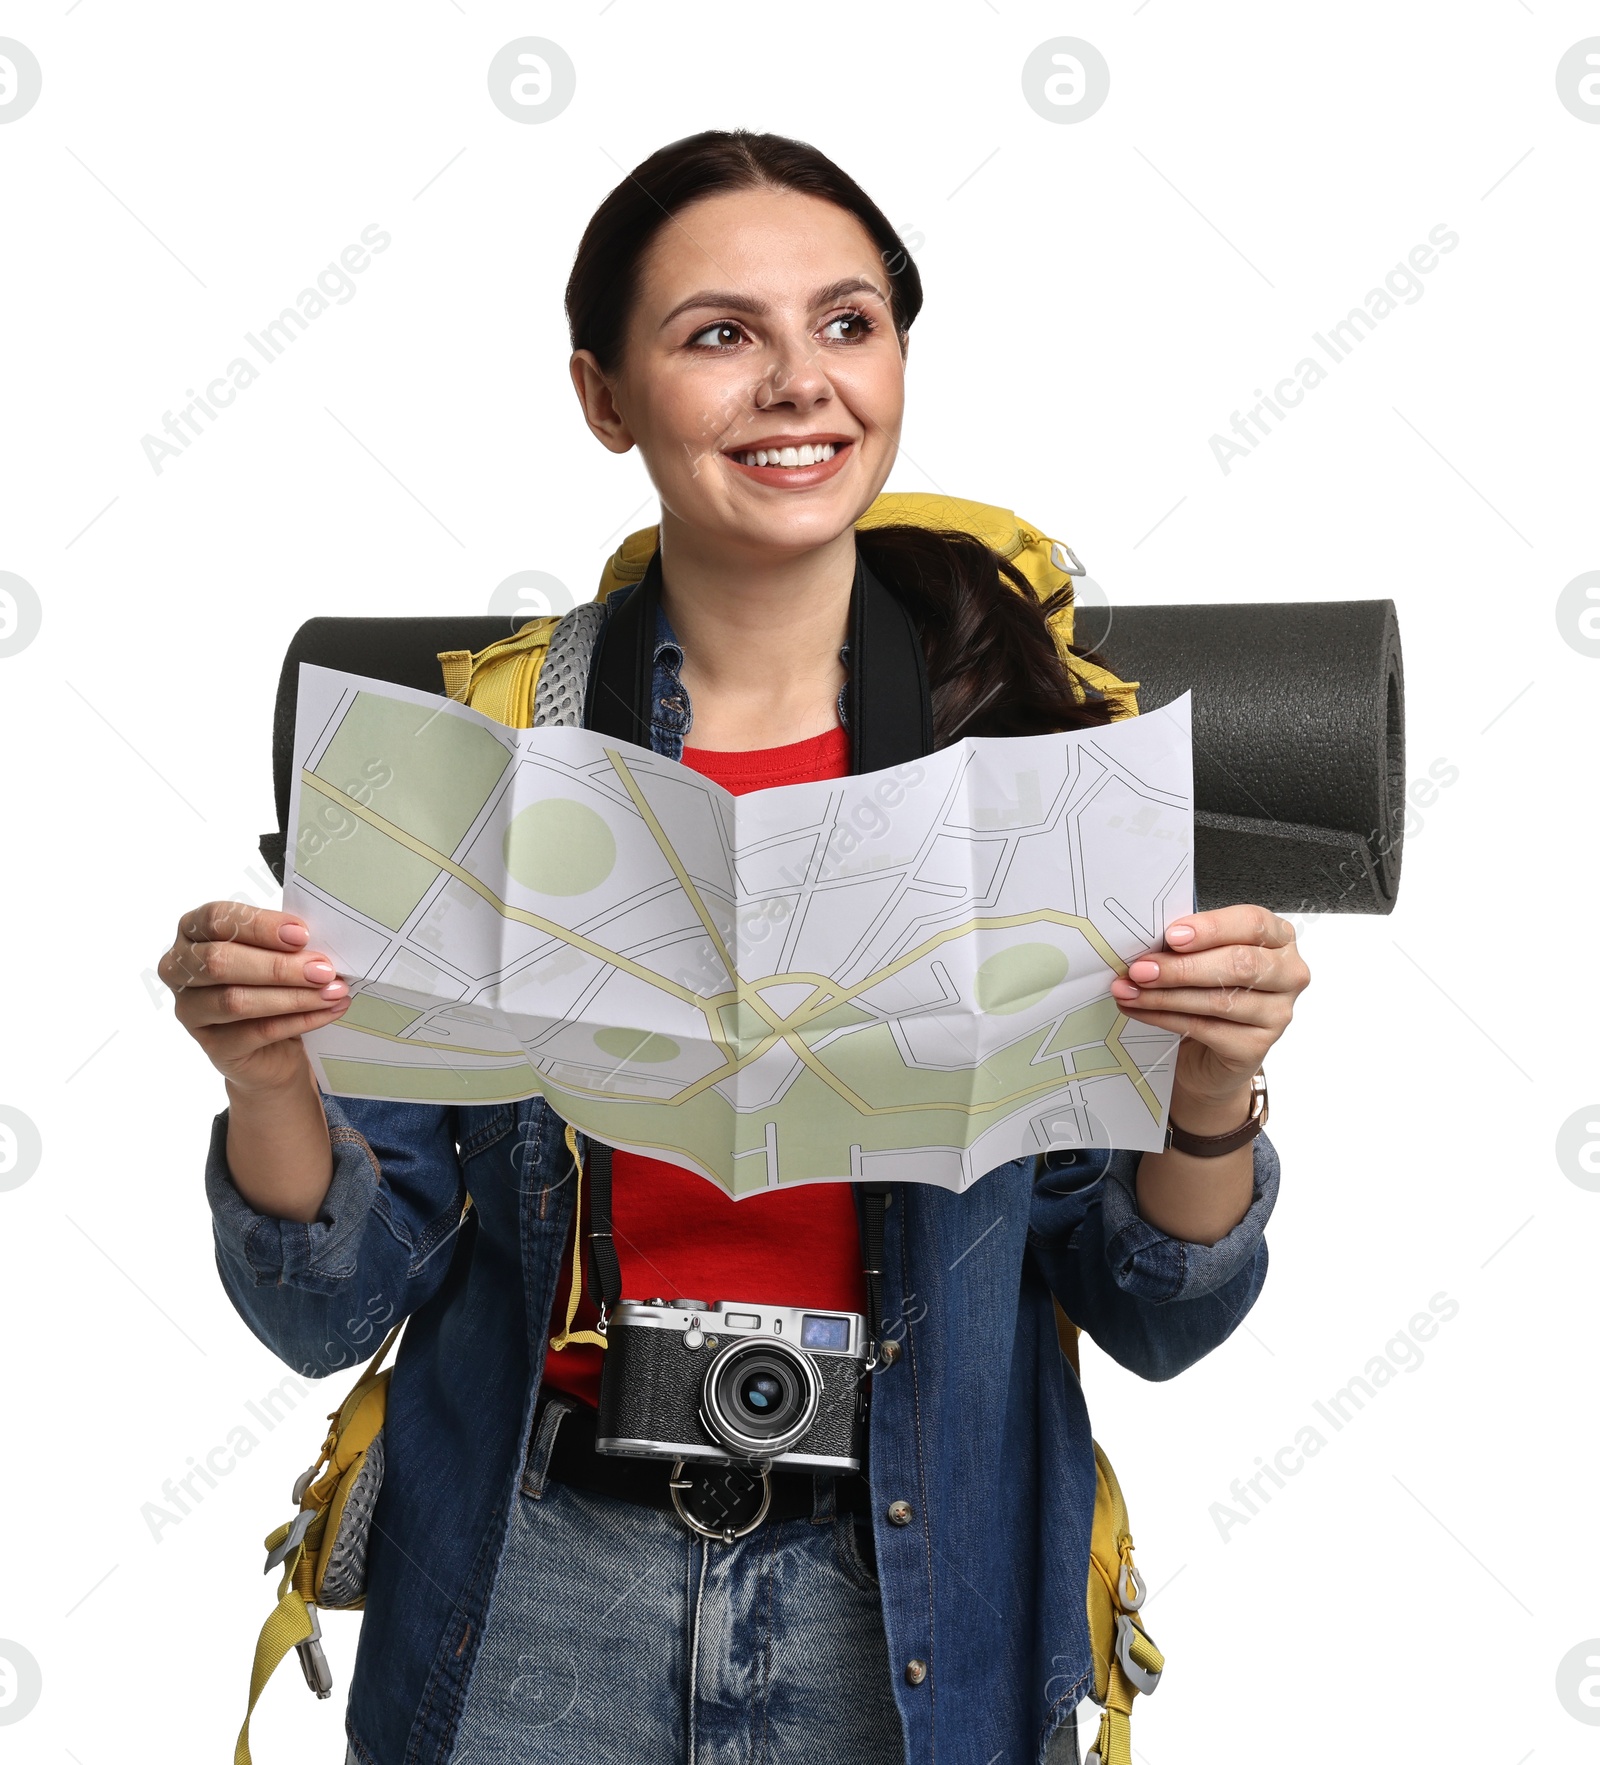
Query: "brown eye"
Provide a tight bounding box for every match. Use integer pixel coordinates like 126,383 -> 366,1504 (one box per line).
689,321 -> 744,350
821,310 -> 877,343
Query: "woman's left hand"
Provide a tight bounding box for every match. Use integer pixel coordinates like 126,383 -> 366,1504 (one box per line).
1108,904 -> 1311,1103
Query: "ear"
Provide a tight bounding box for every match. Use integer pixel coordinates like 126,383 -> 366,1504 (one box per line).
569,349 -> 636,455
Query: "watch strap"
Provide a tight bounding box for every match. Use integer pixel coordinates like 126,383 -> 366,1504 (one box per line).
1163,1070 -> 1268,1157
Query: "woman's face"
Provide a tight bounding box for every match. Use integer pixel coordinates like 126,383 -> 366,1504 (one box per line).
572,186 -> 906,559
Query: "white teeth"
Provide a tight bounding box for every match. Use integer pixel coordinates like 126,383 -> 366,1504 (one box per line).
736,443 -> 837,468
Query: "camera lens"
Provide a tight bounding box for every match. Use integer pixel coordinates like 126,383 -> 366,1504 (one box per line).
739,1370 -> 784,1414
729,1358 -> 799,1434
701,1340 -> 820,1458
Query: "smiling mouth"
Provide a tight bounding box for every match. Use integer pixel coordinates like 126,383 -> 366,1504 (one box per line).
730,441 -> 840,468
720,438 -> 854,483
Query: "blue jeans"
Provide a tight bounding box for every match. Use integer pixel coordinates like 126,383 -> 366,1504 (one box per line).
342,1406 -> 1084,1765
446,1403 -> 908,1764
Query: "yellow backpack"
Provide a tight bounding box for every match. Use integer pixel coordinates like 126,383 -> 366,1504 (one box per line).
240,492 -> 1160,1765
437,490 -> 1141,729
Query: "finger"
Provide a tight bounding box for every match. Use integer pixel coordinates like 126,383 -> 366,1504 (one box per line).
198,999 -> 352,1056
1162,904 -> 1297,956
1113,1005 -> 1269,1067
1120,940 -> 1296,996
177,981 -> 350,1032
175,900 -> 313,954
1110,983 -> 1290,1029
163,934 -> 345,998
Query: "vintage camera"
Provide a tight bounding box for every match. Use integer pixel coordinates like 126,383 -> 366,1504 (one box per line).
595,1297 -> 869,1472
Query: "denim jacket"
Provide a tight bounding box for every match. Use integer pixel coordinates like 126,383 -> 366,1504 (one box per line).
204,591 -> 1280,1765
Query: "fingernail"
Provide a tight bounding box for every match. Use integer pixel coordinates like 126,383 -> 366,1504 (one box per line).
304,958 -> 336,982
1128,959 -> 1161,983
1111,978 -> 1139,998
1167,924 -> 1196,945
320,981 -> 348,1000
279,922 -> 309,947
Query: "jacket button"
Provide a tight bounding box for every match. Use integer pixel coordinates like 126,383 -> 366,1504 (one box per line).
880,1339 -> 901,1367
887,1499 -> 913,1527
904,1658 -> 928,1687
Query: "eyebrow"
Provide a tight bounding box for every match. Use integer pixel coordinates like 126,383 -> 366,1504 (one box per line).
656,276 -> 891,330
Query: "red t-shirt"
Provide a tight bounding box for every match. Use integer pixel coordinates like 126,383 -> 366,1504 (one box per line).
540,722 -> 870,1410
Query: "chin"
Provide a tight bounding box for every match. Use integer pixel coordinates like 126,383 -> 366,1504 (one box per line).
726,503 -> 860,555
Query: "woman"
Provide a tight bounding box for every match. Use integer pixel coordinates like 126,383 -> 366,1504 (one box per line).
162,130 -> 1310,1765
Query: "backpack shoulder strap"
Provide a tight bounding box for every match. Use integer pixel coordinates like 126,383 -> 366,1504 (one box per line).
435,597 -> 607,731
532,601 -> 607,728
436,615 -> 560,729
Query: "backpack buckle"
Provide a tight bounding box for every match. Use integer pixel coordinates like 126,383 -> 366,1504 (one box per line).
1115,1612 -> 1162,1696
295,1605 -> 334,1698
264,1506 -> 316,1574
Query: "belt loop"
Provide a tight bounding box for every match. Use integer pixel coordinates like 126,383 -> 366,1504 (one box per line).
521,1393 -> 576,1499
811,1472 -> 838,1525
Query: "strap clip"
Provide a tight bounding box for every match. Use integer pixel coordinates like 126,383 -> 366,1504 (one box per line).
264,1506 -> 316,1574
1115,1612 -> 1163,1696
1050,538 -> 1086,576
295,1605 -> 334,1698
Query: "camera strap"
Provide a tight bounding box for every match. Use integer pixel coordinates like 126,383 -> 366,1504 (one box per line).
859,1184 -> 890,1366
581,540 -> 926,1358
585,1138 -> 622,1326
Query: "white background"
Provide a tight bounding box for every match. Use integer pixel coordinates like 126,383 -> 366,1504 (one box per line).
1,3 -> 1596,1760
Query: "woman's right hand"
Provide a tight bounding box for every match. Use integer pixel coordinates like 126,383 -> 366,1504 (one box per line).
159,902 -> 351,1094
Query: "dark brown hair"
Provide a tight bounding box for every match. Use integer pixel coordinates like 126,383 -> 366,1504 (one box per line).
565,129 -> 1120,744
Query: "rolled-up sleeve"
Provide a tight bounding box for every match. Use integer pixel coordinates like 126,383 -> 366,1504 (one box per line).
1027,1130 -> 1280,1382
204,1089 -> 466,1378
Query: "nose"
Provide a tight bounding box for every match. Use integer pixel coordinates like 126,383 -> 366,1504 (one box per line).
752,327 -> 833,413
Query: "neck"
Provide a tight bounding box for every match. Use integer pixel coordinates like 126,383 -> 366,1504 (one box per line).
655,511 -> 856,750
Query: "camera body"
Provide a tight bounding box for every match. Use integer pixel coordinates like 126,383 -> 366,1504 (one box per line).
595,1297 -> 869,1472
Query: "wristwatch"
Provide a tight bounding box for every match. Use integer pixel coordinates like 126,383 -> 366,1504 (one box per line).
1162,1068 -> 1268,1157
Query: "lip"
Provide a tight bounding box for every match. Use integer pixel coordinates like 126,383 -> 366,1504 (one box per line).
719,435 -> 856,489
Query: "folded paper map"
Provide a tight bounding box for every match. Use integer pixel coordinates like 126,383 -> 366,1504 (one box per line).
285,664 -> 1194,1196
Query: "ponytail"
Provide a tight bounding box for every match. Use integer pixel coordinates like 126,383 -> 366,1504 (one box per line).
855,525 -> 1120,746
